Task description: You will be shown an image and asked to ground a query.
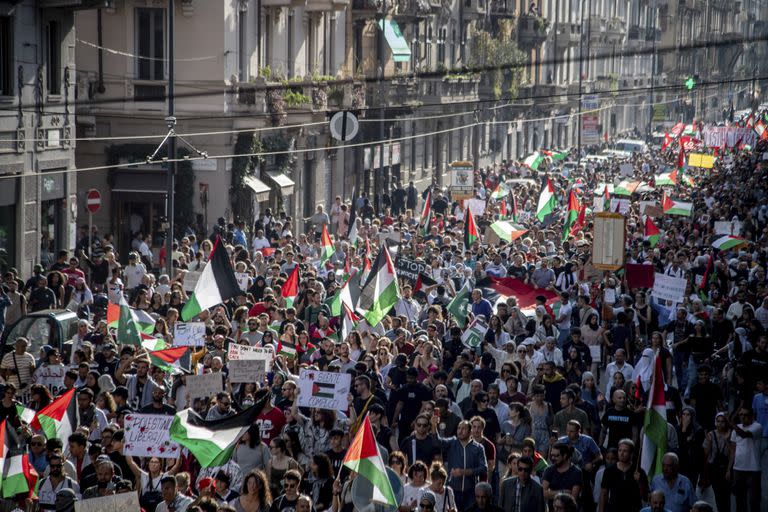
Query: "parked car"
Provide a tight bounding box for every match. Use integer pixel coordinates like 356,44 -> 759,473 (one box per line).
0,309 -> 79,360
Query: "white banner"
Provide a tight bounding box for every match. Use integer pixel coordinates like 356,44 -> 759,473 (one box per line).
174,322 -> 206,347
227,344 -> 272,383
34,365 -> 66,396
714,221 -> 742,235
75,491 -> 141,512
186,372 -> 224,401
183,270 -> 202,292
651,273 -> 687,304
465,198 -> 487,217
592,197 -> 629,214
297,369 -> 351,411
702,126 -> 756,149
124,413 -> 181,458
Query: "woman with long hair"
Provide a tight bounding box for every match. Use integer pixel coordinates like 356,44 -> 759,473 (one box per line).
564,346 -> 587,385
230,469 -> 272,512
388,451 -> 408,485
126,455 -> 167,512
527,385 -> 553,458
304,454 -> 334,512
413,341 -> 439,382
234,424 -> 271,474
265,437 -> 300,497
581,313 -> 606,376
28,384 -> 53,411
486,314 -> 511,347
148,292 -> 165,316
47,271 -> 66,308
96,391 -> 117,421
676,406 -> 705,487
346,332 -> 364,361
534,315 -> 559,345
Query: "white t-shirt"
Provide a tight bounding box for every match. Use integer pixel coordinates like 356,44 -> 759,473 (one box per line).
730,422 -> 763,471
556,302 -> 573,331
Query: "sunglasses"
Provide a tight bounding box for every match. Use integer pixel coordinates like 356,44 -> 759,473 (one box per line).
416,423 -> 429,428
518,466 -> 532,473
283,482 -> 298,489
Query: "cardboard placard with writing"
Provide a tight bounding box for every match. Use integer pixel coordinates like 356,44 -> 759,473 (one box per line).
124,413 -> 181,458
186,372 -> 224,401
298,369 -> 352,411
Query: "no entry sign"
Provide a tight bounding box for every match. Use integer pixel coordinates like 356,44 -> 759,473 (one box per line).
86,189 -> 101,214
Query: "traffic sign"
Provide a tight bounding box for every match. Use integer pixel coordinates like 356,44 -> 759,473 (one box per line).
330,111 -> 359,142
86,189 -> 101,214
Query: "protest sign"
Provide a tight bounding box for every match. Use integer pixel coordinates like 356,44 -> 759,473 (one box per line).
174,322 -> 206,347
235,272 -> 251,292
378,231 -> 402,245
124,413 -> 180,458
394,255 -> 429,283
714,221 -> 742,235
466,198 -> 487,217
461,316 -> 489,349
592,213 -> 625,271
34,365 -> 66,395
639,201 -> 658,215
619,163 -> 634,176
651,273 -> 687,304
186,372 -> 224,401
298,369 -> 352,411
228,344 -> 272,383
75,492 -> 141,512
610,198 -> 630,214
183,270 -> 202,292
688,153 -> 715,169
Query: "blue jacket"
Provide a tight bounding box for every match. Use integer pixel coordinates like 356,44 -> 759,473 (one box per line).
437,435 -> 488,493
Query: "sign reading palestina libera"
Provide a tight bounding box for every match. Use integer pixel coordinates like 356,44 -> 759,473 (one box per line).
461,315 -> 489,349
449,161 -> 475,200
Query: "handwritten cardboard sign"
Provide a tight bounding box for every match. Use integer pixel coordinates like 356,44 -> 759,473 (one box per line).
75,492 -> 141,512
651,273 -> 687,304
123,413 -> 180,459
298,369 -> 351,411
227,344 -> 272,383
174,322 -> 206,347
186,372 -> 224,401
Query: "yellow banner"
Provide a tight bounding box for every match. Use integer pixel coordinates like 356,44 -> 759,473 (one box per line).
688,153 -> 715,168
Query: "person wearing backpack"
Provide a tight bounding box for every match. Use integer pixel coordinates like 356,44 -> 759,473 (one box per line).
701,412 -> 731,512
38,453 -> 81,509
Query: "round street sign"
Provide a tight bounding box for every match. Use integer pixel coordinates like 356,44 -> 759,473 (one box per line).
86,189 -> 101,214
330,111 -> 359,142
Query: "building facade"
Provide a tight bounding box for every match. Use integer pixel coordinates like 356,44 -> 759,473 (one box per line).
0,0 -> 102,276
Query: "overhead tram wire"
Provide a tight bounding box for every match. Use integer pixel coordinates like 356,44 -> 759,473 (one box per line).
0,75 -> 753,146
0,33 -> 764,120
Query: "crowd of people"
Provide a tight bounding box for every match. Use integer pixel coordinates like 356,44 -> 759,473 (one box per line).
0,127 -> 766,512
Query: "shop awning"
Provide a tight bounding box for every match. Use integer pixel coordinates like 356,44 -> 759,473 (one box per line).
266,171 -> 295,195
378,19 -> 411,62
244,176 -> 271,202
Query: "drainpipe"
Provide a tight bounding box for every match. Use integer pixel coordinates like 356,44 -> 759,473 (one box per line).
97,9 -> 105,93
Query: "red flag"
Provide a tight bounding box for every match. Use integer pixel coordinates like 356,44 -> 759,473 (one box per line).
661,133 -> 672,151
569,204 -> 587,237
676,147 -> 685,169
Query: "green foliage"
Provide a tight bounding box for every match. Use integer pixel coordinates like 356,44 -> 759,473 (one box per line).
328,87 -> 345,104
230,133 -> 263,222
310,73 -> 336,82
258,66 -> 272,80
283,90 -> 311,107
468,29 -> 526,102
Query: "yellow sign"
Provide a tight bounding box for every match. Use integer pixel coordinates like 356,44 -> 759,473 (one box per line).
688,153 -> 715,169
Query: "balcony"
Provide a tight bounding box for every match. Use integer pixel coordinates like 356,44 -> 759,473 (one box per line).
518,14 -> 549,49
351,0 -> 379,16
463,0 -> 487,17
392,0 -> 433,19
488,0 -> 516,17
533,83 -> 567,104
304,0 -> 351,11
606,17 -> 625,43
588,16 -> 606,45
39,0 -> 105,7
420,76 -> 480,104
554,22 -> 580,50
626,24 -> 643,49
645,27 -> 661,42
387,77 -> 421,105
230,78 -> 364,117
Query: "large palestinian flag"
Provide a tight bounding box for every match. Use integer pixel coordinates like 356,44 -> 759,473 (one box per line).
1,420 -> 37,498
711,235 -> 747,251
662,194 -> 693,217
356,246 -> 400,327
343,415 -> 398,507
148,346 -> 188,375
107,302 -> 155,334
31,388 -> 76,444
644,217 -> 661,248
641,354 -> 667,478
281,265 -> 300,308
475,276 -> 557,312
489,220 -> 527,243
181,238 -> 242,320
464,210 -> 479,248
562,190 -> 580,242
536,179 -> 556,222
170,390 -> 269,468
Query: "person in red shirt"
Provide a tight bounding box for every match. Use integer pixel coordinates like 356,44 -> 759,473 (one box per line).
255,395 -> 286,443
249,295 -> 276,317
61,257 -> 86,288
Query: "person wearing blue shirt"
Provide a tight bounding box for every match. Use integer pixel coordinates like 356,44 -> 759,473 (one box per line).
639,490 -> 673,512
430,417 -> 488,510
471,289 -> 493,321
649,453 -> 695,512
556,420 -> 602,472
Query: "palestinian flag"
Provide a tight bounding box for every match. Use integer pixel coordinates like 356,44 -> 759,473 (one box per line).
644,217 -> 661,248
342,415 -> 398,507
1,421 -> 36,498
569,203 -> 587,237
475,276 -> 557,313
327,271 -> 362,317
641,354 -> 667,478
348,188 -> 359,245
510,192 -> 519,222
655,169 -> 677,186
614,180 -> 639,196
320,224 -> 334,266
14,405 -> 35,426
536,179 -> 556,222
542,149 -> 568,161
277,341 -> 297,359
679,170 -> 695,187
755,119 -> 766,138
356,245 -> 400,327
149,346 -> 188,374
562,190 -> 580,242
282,266 -> 299,308
107,302 -> 155,334
660,132 -> 672,151
602,184 -> 611,212
142,336 -> 168,352
662,193 -> 693,217
711,235 -> 747,251
311,378 -> 337,400
490,183 -> 508,200
31,388 -> 76,443
523,152 -> 545,170
676,147 -> 685,169
115,294 -> 147,345
361,240 -> 373,283
170,390 -> 270,468
340,302 -> 360,342
490,220 -> 527,243
464,210 -> 479,249
420,188 -> 432,236
181,238 -> 242,321
446,283 -> 471,328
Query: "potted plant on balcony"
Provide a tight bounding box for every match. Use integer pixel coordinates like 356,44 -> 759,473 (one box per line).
266,89 -> 286,126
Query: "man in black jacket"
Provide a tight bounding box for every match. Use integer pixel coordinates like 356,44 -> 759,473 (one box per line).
498,456 -> 545,512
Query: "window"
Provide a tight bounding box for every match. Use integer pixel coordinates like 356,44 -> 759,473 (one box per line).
135,8 -> 165,80
238,8 -> 247,81
46,21 -> 61,95
0,17 -> 12,96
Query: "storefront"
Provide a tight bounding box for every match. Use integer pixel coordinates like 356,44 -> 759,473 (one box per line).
0,180 -> 17,272
40,171 -> 66,269
110,169 -> 168,260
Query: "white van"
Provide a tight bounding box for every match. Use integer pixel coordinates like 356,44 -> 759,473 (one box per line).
614,139 -> 648,154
